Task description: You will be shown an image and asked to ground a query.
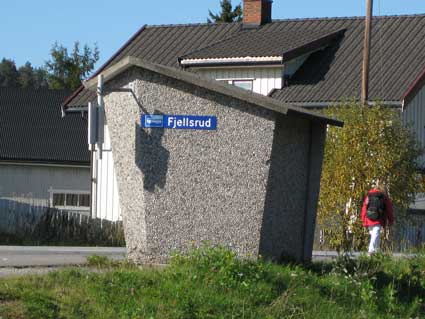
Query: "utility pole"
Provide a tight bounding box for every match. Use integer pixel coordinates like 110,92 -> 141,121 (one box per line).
361,0 -> 373,106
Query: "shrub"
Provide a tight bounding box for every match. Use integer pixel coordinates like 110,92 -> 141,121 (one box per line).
319,102 -> 422,252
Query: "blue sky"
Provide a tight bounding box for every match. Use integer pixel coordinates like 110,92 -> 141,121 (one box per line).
1,0 -> 424,69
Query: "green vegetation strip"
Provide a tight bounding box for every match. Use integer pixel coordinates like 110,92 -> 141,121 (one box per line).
0,247 -> 424,319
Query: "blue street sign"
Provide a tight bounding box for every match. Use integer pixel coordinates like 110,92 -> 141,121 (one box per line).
142,115 -> 164,128
141,115 -> 217,130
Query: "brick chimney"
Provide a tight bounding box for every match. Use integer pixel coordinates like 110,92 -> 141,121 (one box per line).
243,0 -> 273,26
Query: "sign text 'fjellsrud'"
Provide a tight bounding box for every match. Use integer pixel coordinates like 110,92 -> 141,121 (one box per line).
142,115 -> 217,130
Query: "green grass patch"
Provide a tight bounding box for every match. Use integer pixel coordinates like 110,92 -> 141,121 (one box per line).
0,247 -> 424,318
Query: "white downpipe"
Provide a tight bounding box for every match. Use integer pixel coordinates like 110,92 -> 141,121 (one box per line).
97,75 -> 105,160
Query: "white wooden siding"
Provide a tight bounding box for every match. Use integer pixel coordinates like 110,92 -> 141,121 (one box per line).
0,164 -> 90,208
195,67 -> 283,96
403,85 -> 425,212
403,85 -> 425,168
93,123 -> 122,221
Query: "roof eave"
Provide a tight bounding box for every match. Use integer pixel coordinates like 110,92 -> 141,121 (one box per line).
179,28 -> 347,69
402,67 -> 425,107
0,159 -> 90,167
281,28 -> 346,63
287,101 -> 402,108
180,57 -> 283,68
84,56 -> 343,127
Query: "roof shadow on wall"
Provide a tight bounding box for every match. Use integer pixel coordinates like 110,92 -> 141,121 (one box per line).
135,116 -> 170,192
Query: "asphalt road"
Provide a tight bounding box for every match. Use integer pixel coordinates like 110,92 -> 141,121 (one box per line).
0,246 -> 126,268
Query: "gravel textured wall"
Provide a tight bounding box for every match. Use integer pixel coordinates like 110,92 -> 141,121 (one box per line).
259,115 -> 310,261
104,67 -> 326,263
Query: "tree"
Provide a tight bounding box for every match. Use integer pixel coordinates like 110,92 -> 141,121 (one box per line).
0,58 -> 20,87
32,67 -> 49,89
0,59 -> 48,89
18,62 -> 35,88
318,102 -> 422,252
18,62 -> 49,89
207,0 -> 243,23
46,42 -> 99,91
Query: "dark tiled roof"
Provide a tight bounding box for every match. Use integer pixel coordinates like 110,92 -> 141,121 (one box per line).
67,23 -> 242,107
65,14 -> 425,107
180,28 -> 346,61
84,56 -> 343,127
0,88 -> 90,165
271,15 -> 425,103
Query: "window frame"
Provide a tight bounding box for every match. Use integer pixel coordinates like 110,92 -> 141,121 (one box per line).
216,78 -> 255,92
49,189 -> 90,211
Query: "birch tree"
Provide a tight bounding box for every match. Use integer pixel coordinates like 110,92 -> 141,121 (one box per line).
318,102 -> 422,252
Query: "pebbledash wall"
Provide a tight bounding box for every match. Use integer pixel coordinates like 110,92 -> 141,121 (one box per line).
98,62 -> 332,263
94,65 -> 286,221
93,58 -> 310,222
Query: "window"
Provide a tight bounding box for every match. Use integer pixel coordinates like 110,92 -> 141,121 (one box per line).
66,194 -> 78,207
217,79 -> 254,92
79,194 -> 90,207
50,190 -> 90,210
232,80 -> 253,91
52,193 -> 65,206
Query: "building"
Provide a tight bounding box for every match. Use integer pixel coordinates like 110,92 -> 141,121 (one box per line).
0,88 -> 90,215
62,1 -> 425,246
83,57 -> 342,263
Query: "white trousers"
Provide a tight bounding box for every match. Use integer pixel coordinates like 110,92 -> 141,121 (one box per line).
368,225 -> 381,254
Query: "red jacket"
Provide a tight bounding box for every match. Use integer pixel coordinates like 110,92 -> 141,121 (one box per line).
361,189 -> 394,227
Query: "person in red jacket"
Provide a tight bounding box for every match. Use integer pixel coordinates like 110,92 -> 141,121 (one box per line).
361,183 -> 394,255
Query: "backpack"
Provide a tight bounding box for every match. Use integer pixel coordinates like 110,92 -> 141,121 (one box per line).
366,192 -> 386,221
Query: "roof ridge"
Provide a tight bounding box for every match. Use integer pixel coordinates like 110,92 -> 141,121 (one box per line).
271,13 -> 425,22
144,14 -> 425,29
145,22 -> 241,29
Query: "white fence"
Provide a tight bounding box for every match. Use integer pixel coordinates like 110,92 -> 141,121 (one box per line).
314,213 -> 425,252
0,195 -> 124,246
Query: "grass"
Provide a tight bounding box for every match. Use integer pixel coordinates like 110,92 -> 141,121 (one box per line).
0,247 -> 424,319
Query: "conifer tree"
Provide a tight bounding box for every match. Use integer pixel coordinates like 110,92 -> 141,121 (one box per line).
207,0 -> 243,23
46,42 -> 99,91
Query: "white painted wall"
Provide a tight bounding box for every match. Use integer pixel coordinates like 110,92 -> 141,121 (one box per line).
403,84 -> 425,168
403,84 -> 425,212
0,163 -> 90,213
195,67 -> 283,96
